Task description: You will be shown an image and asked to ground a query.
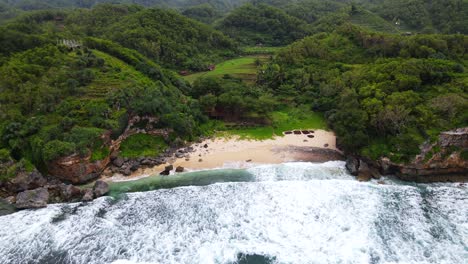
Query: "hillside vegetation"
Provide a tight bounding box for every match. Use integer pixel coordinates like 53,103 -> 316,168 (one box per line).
0,0 -> 467,186
2,0 -> 466,35
259,25 -> 468,161
216,3 -> 312,46
0,5 -> 221,178
66,5 -> 237,70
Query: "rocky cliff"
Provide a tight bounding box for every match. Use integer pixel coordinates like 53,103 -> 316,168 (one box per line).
47,153 -> 111,184
347,128 -> 468,182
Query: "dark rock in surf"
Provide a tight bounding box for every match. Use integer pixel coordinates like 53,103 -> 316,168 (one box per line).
175,166 -> 184,173
357,161 -> 372,182
15,188 -> 49,209
93,180 -> 109,197
60,184 -> 83,201
345,157 -> 360,176
82,189 -> 94,201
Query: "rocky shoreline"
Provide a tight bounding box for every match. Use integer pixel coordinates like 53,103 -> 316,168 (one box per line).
106,145 -> 195,177
345,127 -> 468,183
0,169 -> 110,210
1,127 -> 466,211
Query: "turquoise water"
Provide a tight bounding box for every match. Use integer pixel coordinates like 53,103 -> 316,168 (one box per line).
108,168 -> 255,198
0,161 -> 466,264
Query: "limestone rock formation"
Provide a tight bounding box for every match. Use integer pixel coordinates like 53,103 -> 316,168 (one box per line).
347,128 -> 468,182
47,153 -> 111,184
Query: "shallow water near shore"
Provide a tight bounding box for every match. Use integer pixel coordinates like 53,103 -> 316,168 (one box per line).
0,161 -> 466,264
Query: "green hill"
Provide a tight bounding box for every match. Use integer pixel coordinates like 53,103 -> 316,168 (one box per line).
348,8 -> 399,34
65,5 -> 237,70
0,32 -> 204,174
216,3 -> 312,46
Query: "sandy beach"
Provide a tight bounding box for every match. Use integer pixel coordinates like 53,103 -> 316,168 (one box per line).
107,129 -> 343,181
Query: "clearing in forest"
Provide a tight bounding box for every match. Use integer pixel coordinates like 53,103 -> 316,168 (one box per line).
183,54 -> 271,84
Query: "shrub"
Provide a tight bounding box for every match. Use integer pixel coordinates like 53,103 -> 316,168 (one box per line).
0,148 -> 11,162
119,134 -> 167,158
461,149 -> 468,161
42,140 -> 76,161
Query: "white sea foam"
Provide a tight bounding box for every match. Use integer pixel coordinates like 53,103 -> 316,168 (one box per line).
0,162 -> 466,264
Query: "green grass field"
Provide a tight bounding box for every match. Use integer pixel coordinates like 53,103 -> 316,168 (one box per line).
202,107 -> 328,140
183,46 -> 284,83
241,46 -> 283,55
119,134 -> 168,158
183,55 -> 270,84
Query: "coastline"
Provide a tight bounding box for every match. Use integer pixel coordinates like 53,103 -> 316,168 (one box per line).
105,130 -> 343,182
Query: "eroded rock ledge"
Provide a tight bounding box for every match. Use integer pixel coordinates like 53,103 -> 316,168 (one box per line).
346,128 -> 468,182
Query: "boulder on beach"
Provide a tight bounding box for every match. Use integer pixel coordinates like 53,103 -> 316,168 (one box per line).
140,158 -> 153,166
160,165 -> 174,175
112,157 -> 125,168
176,166 -> 184,173
159,170 -> 170,175
122,168 -> 132,176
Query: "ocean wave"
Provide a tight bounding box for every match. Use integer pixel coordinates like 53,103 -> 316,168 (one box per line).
0,162 -> 466,264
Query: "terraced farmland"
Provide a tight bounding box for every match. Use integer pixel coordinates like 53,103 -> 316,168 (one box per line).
183,55 -> 270,84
